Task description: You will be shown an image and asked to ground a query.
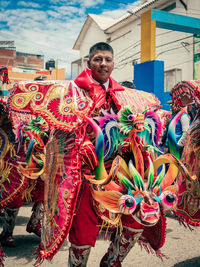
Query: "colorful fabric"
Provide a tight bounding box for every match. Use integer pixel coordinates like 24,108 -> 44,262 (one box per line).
0,66 -> 10,84
0,97 -> 49,209
68,245 -> 91,267
0,118 -> 29,208
40,129 -> 83,260
170,80 -> 200,225
176,109 -> 200,225
100,226 -> 143,267
0,77 -> 163,264
75,68 -> 160,114
0,80 -> 95,263
8,80 -> 93,131
79,136 -> 99,170
74,68 -> 124,112
116,87 -> 160,113
166,112 -> 190,148
170,80 -> 200,108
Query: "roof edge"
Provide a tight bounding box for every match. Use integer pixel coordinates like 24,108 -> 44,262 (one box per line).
73,15 -> 92,50
105,0 -> 161,33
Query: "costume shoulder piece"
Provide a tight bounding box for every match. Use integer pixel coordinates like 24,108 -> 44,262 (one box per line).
1,80 -> 94,263
8,80 -> 93,132
115,87 -> 160,114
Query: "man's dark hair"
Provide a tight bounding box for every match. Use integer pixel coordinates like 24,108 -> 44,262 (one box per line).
89,42 -> 113,59
120,81 -> 136,89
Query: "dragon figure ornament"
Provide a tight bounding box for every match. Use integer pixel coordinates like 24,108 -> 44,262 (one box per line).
85,106 -> 194,257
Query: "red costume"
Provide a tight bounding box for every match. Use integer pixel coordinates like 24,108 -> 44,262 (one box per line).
69,69 -> 163,250
0,73 -> 169,267
69,68 -> 125,246
68,70 -> 167,267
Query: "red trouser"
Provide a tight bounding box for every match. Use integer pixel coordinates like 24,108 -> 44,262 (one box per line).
69,180 -> 99,246
69,180 -> 143,247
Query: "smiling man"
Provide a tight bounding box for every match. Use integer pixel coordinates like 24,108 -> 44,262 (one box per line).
87,44 -> 114,84
68,43 -> 143,267
74,42 -> 124,113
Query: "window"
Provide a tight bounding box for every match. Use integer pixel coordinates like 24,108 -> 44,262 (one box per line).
164,68 -> 182,92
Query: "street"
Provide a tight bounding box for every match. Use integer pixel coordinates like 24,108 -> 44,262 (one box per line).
1,205 -> 200,267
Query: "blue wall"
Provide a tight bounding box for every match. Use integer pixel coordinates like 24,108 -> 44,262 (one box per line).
134,60 -> 165,106
134,60 -> 171,111
163,91 -> 171,111
134,9 -> 200,111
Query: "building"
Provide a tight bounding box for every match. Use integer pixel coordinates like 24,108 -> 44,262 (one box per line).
46,59 -> 56,70
72,0 -> 200,109
0,41 -> 44,70
0,41 -> 65,92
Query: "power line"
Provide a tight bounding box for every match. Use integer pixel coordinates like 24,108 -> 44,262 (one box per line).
115,38 -> 200,70
157,35 -> 193,49
117,34 -> 194,64
174,8 -> 200,17
157,39 -> 200,58
116,30 -> 174,59
156,44 -> 187,58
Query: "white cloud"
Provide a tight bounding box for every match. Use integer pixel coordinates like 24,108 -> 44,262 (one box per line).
0,1 -> 10,8
101,1 -> 141,19
48,0 -> 104,9
17,1 -> 41,8
51,5 -> 85,18
80,0 -> 104,8
0,0 -> 141,77
0,6 -> 82,76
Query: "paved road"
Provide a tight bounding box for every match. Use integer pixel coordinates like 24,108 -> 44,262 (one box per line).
1,205 -> 200,267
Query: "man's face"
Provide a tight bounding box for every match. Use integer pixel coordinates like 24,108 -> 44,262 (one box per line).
87,50 -> 114,84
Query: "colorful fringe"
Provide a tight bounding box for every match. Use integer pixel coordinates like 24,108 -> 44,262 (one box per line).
0,245 -> 6,267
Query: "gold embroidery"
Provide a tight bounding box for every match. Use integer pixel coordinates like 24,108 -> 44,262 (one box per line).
99,214 -> 123,237
0,160 -> 12,194
22,180 -> 37,202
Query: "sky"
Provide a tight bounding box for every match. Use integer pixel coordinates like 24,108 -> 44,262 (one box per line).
0,0 -> 141,78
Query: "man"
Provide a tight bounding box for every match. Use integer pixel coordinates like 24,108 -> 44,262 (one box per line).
171,102 -> 190,153
68,42 -> 143,267
163,100 -> 191,155
74,42 -> 122,114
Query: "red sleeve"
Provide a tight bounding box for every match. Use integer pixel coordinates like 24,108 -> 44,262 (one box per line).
79,136 -> 99,170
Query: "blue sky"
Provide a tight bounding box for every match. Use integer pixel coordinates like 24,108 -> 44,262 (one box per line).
0,0 -> 141,77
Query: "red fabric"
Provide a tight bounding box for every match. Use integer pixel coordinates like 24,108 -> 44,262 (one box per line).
8,81 -> 93,132
79,135 -> 99,170
69,180 -> 99,246
141,210 -> 167,251
0,66 -> 10,84
7,178 -> 44,209
121,211 -> 167,251
74,68 -> 124,111
121,214 -> 144,230
69,69 -> 125,247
